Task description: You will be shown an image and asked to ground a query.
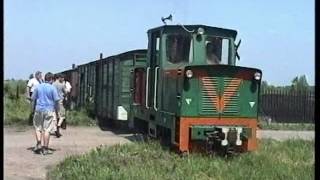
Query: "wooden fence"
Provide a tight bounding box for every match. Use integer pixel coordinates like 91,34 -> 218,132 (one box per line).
259,89 -> 315,123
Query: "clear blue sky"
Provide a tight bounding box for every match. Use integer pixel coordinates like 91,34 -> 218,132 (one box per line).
4,0 -> 315,85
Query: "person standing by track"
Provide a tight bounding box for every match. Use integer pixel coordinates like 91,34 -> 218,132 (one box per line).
27,71 -> 43,99
53,74 -> 67,137
63,78 -> 72,111
27,71 -> 43,125
31,72 -> 60,155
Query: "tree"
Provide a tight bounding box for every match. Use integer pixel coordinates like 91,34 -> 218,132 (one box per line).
291,75 -> 309,91
260,80 -> 268,92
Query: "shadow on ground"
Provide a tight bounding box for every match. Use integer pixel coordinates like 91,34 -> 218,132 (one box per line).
96,117 -> 154,143
27,147 -> 59,152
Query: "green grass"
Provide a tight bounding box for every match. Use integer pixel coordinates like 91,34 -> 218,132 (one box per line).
4,95 -> 32,126
4,80 -> 34,126
66,109 -> 96,126
258,121 -> 314,131
4,95 -> 96,126
48,139 -> 314,180
4,80 -> 96,126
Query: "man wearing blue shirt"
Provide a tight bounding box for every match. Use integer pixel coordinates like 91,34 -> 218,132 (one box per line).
31,72 -> 60,155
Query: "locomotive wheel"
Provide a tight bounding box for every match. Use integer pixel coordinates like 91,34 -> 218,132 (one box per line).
221,146 -> 239,158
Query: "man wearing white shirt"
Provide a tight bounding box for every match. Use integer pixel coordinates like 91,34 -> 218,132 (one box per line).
27,71 -> 43,99
65,80 -> 72,94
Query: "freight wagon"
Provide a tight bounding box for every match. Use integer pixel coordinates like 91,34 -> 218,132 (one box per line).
95,50 -> 147,128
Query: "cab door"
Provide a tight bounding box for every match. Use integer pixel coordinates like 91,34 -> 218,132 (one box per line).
146,31 -> 161,114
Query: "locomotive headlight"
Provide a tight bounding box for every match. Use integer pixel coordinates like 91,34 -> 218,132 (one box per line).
185,70 -> 193,78
197,27 -> 205,35
254,72 -> 261,80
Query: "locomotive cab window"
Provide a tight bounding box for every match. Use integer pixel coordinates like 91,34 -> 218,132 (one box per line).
206,37 -> 230,65
166,34 -> 192,64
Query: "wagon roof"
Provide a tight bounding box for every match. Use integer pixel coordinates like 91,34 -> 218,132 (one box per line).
116,49 -> 148,57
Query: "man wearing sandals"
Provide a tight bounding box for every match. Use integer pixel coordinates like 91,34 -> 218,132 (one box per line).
31,72 -> 60,155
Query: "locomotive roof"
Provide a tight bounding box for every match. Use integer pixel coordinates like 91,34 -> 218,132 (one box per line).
147,25 -> 237,38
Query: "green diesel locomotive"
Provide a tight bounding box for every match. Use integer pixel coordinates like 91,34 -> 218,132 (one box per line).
60,24 -> 262,155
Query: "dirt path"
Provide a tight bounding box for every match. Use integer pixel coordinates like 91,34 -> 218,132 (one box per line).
4,126 -> 132,180
257,130 -> 315,141
4,126 -> 314,180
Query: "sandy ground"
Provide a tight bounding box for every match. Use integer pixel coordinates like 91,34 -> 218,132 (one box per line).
256,130 -> 315,141
4,126 -> 132,180
4,126 -> 314,180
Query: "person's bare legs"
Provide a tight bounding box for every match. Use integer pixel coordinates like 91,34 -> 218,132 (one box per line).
55,117 -> 63,137
55,101 -> 65,137
42,111 -> 55,155
43,130 -> 50,147
33,111 -> 42,152
57,117 -> 64,127
33,129 -> 42,153
35,129 -> 41,142
41,130 -> 52,155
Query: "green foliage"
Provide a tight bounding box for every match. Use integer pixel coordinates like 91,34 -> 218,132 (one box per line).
4,80 -> 28,99
260,80 -> 268,92
4,80 -> 31,125
291,75 -> 310,91
66,109 -> 96,126
4,95 -> 32,125
4,80 -> 96,126
84,102 -> 96,118
261,75 -> 311,93
48,139 -> 314,180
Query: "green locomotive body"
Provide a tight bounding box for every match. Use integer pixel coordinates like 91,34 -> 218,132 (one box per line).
59,24 -> 262,154
131,25 -> 262,153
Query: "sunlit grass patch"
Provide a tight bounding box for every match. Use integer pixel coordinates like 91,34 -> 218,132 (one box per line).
48,139 -> 314,180
66,109 -> 96,126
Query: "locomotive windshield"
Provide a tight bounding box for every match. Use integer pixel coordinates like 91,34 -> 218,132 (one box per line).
166,34 -> 192,64
206,36 -> 230,65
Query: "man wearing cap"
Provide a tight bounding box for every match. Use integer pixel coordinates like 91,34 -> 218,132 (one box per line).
31,72 -> 60,155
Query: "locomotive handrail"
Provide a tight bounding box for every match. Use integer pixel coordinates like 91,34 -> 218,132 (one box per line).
177,23 -> 195,33
145,67 -> 150,109
154,66 -> 159,111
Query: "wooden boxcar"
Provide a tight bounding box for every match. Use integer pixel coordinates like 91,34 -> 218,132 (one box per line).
95,49 -> 147,128
77,60 -> 99,114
